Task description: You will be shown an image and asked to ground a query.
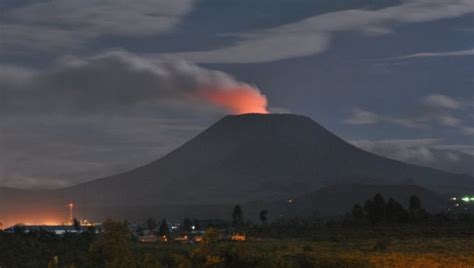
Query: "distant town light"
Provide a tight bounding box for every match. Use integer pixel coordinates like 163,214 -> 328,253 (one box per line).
462,197 -> 470,202
288,199 -> 293,203
191,225 -> 195,230
450,197 -> 457,201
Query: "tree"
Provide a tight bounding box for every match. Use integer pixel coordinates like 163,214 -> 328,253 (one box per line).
386,198 -> 409,223
259,210 -> 268,225
192,228 -> 221,265
351,204 -> 364,221
72,218 -> 81,232
364,199 -> 375,224
159,219 -> 169,236
409,195 -> 421,214
409,195 -> 427,221
183,218 -> 193,232
146,217 -> 157,232
135,226 -> 144,236
87,219 -> 136,267
13,224 -> 26,235
232,205 -> 244,228
373,193 -> 387,223
193,219 -> 200,231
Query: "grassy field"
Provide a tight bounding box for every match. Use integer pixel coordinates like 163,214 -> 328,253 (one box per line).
136,236 -> 474,268
2,222 -> 474,267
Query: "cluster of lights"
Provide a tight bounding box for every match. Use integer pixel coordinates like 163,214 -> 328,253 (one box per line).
450,196 -> 474,203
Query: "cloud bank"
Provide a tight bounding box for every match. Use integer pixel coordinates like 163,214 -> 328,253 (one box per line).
344,94 -> 473,135
1,0 -> 195,55
352,138 -> 474,176
169,0 -> 474,63
388,48 -> 474,60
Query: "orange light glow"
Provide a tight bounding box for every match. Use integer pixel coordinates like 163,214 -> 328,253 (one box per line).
1,205 -> 70,228
198,86 -> 269,114
4,217 -> 63,228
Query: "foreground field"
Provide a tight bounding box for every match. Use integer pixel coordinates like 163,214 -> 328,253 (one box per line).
2,222 -> 474,267
135,237 -> 474,268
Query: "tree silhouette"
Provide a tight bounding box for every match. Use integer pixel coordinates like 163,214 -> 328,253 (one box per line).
364,199 -> 375,224
183,218 -> 193,232
13,224 -> 26,235
146,217 -> 157,232
73,218 -> 81,232
193,219 -> 200,231
386,198 -> 409,223
373,193 -> 386,223
88,219 -> 136,267
232,205 -> 244,228
351,204 -> 364,221
159,219 -> 169,236
409,195 -> 427,221
259,210 -> 268,225
409,195 -> 421,213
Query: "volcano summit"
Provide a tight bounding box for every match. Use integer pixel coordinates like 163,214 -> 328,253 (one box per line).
1,114 -> 472,224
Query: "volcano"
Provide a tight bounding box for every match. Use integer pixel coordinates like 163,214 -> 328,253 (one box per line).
1,114 -> 473,224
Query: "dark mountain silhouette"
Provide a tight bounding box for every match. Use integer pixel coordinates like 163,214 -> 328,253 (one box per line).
1,114 -> 472,225
244,184 -> 449,219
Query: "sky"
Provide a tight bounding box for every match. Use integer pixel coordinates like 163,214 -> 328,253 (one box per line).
0,0 -> 473,189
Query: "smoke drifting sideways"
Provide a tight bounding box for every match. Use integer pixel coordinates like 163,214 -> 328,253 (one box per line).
1,50 -> 269,116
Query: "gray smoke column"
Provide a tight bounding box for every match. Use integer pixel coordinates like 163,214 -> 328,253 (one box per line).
1,50 -> 269,115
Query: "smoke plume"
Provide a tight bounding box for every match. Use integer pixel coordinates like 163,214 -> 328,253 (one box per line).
1,51 -> 269,115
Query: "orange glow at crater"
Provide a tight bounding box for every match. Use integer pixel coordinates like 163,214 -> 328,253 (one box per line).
198,86 -> 269,114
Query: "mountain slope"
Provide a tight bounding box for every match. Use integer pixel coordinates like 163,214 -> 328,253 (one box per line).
1,114 -> 472,224
258,184 -> 449,218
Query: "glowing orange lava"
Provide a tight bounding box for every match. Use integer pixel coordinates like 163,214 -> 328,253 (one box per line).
198,86 -> 269,114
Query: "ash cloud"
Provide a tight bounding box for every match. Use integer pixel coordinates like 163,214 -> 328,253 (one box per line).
1,51 -> 268,115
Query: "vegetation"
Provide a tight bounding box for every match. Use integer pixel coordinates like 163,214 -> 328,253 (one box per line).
1,195 -> 473,267
146,217 -> 158,233
232,205 -> 243,229
356,194 -> 427,225
159,219 -> 170,236
259,210 -> 268,226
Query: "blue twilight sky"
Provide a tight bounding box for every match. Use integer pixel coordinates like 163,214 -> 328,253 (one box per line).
0,0 -> 473,188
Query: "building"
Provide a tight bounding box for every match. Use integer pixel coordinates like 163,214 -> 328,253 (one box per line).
231,233 -> 246,241
139,234 -> 158,243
